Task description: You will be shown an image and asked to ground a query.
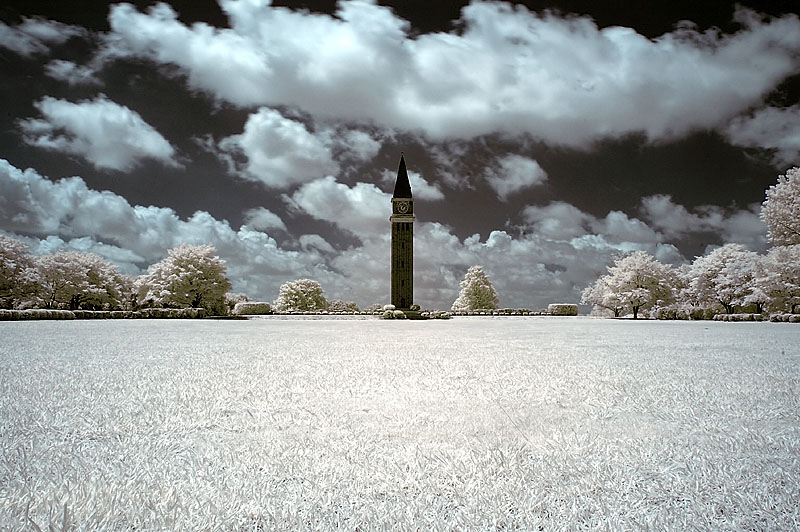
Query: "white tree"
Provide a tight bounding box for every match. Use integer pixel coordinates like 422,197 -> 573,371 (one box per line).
451,265 -> 499,312
273,279 -> 327,312
37,250 -> 128,310
138,244 -> 231,314
581,274 -> 624,317
0,235 -> 41,309
762,167 -> 800,246
758,244 -> 800,313
688,244 -> 761,314
601,251 -> 676,319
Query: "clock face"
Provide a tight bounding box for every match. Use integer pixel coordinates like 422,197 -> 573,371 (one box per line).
397,201 -> 410,213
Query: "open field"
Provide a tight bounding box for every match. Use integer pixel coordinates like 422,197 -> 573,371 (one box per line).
1,317 -> 799,530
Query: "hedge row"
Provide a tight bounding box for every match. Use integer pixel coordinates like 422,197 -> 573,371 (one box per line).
769,313 -> 800,323
547,304 -> 579,316
450,309 -> 545,316
0,309 -> 76,320
233,302 -> 272,315
0,308 -> 209,321
712,313 -> 766,322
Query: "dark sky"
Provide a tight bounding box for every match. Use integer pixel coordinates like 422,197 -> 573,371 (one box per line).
1,0 -> 798,309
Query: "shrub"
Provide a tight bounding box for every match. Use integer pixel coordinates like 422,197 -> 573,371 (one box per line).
548,303 -> 578,316
233,302 -> 272,315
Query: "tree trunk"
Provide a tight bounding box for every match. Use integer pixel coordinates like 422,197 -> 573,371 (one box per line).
633,306 -> 639,319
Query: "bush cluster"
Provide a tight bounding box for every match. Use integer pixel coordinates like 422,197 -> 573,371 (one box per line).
233,302 -> 272,315
450,308 -> 543,316
548,304 -> 579,316
769,313 -> 800,323
421,310 -> 451,319
712,313 -> 766,322
0,309 -> 76,320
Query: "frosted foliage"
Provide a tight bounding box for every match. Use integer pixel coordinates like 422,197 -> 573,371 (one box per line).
759,244 -> 800,313
581,275 -> 624,317
451,265 -> 499,311
36,250 -> 127,310
0,235 -> 40,308
688,244 -> 762,314
1,319 -> 799,530
602,251 -> 676,319
762,167 -> 800,245
138,244 -> 231,313
273,279 -> 327,312
327,299 -> 359,313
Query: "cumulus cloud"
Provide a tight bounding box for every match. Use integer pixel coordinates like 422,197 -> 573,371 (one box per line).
217,108 -> 338,188
44,59 -> 101,85
640,194 -> 767,251
484,155 -> 547,200
725,105 -> 800,168
19,95 -> 178,171
0,17 -> 86,56
286,176 -> 390,237
333,129 -> 383,163
242,207 -> 287,232
299,234 -> 336,254
105,2 -> 800,146
522,202 -> 592,240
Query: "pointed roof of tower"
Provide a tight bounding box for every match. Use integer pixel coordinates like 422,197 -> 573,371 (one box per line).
392,153 -> 412,198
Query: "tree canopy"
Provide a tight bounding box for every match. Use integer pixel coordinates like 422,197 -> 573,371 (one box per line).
273,279 -> 328,312
762,166 -> 800,246
138,244 -> 231,314
451,265 -> 499,312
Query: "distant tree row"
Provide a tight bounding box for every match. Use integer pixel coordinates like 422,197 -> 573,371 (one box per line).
1,241 -> 232,314
582,167 -> 800,318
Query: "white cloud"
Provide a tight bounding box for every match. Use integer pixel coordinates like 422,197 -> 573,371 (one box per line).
105,2 -> 800,146
0,17 -> 86,56
640,194 -> 767,252
717,204 -> 768,253
725,105 -> 800,168
522,202 -> 591,240
19,95 -> 178,171
286,176 -> 390,237
591,210 -> 661,245
242,207 -> 286,232
44,59 -> 101,85
485,155 -> 547,200
299,234 -> 335,254
218,108 -> 338,188
334,130 -> 382,163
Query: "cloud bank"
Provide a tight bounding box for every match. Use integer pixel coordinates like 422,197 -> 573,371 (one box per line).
104,1 -> 800,147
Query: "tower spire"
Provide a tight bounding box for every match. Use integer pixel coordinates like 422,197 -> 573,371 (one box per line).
393,153 -> 412,198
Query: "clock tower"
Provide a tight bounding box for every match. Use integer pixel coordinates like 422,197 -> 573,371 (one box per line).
390,153 -> 414,309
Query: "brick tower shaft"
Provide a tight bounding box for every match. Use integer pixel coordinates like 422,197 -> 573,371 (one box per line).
390,154 -> 414,309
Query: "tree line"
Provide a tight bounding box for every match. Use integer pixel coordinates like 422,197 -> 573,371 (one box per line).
582,167 -> 800,319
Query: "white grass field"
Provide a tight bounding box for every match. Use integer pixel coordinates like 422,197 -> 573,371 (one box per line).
1,317 -> 798,531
